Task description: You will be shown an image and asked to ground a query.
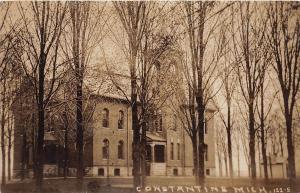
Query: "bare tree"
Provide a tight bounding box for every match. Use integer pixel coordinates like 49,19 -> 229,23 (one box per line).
255,66 -> 277,179
266,2 -> 300,179
231,2 -> 268,178
1,73 -> 7,185
110,3 -> 179,187
0,2 -> 10,186
15,2 -> 67,190
182,1 -> 230,182
217,50 -> 236,178
113,2 -> 145,186
113,2 -> 175,187
65,2 -> 106,186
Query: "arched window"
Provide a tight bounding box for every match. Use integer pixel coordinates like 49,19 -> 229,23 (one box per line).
118,140 -> 124,159
102,139 -> 109,159
170,142 -> 174,160
177,143 -> 180,160
156,110 -> 163,132
173,114 -> 177,131
102,108 -> 109,128
118,110 -> 124,129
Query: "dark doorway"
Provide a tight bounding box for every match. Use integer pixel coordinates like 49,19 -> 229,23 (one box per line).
44,144 -> 57,164
98,168 -> 104,176
154,145 -> 165,162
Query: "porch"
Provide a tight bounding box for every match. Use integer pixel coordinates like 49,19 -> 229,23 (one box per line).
146,133 -> 167,176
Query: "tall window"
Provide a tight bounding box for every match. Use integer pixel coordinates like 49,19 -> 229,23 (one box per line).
118,140 -> 124,159
102,108 -> 109,127
102,139 -> 109,159
118,110 -> 124,129
204,144 -> 208,161
156,113 -> 163,132
170,143 -> 174,160
177,143 -> 180,160
173,114 -> 177,131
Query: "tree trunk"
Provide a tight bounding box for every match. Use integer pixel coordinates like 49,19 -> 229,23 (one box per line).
237,144 -> 240,177
285,113 -> 296,179
249,103 -> 256,179
31,112 -> 36,180
63,112 -> 69,179
7,116 -> 12,181
132,82 -> 141,187
196,1 -> 206,183
257,140 -> 261,177
218,151 -> 222,177
224,154 -> 228,177
140,120 -> 147,187
269,153 -> 273,178
36,54 -> 46,191
1,78 -> 6,185
197,102 -> 205,182
227,105 -> 233,178
248,164 -> 251,177
76,79 -> 84,185
192,135 -> 198,180
21,131 -> 27,181
70,3 -> 85,185
260,86 -> 268,179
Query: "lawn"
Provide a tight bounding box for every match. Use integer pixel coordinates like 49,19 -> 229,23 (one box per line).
1,177 -> 300,193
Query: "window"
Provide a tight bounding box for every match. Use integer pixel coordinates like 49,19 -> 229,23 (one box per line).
102,139 -> 109,159
206,169 -> 210,176
156,114 -> 163,132
102,108 -> 109,127
204,144 -> 208,161
118,110 -> 124,129
177,143 -> 180,160
170,143 -> 174,160
98,168 -> 104,176
173,168 -> 178,176
204,119 -> 208,134
173,114 -> 177,131
114,168 -> 120,176
118,140 -> 124,159
159,114 -> 163,131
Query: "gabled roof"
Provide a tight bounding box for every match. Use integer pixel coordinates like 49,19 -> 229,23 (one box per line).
146,132 -> 166,142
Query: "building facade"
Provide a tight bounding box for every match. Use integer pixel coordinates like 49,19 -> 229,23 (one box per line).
13,92 -> 216,178
86,95 -> 216,177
